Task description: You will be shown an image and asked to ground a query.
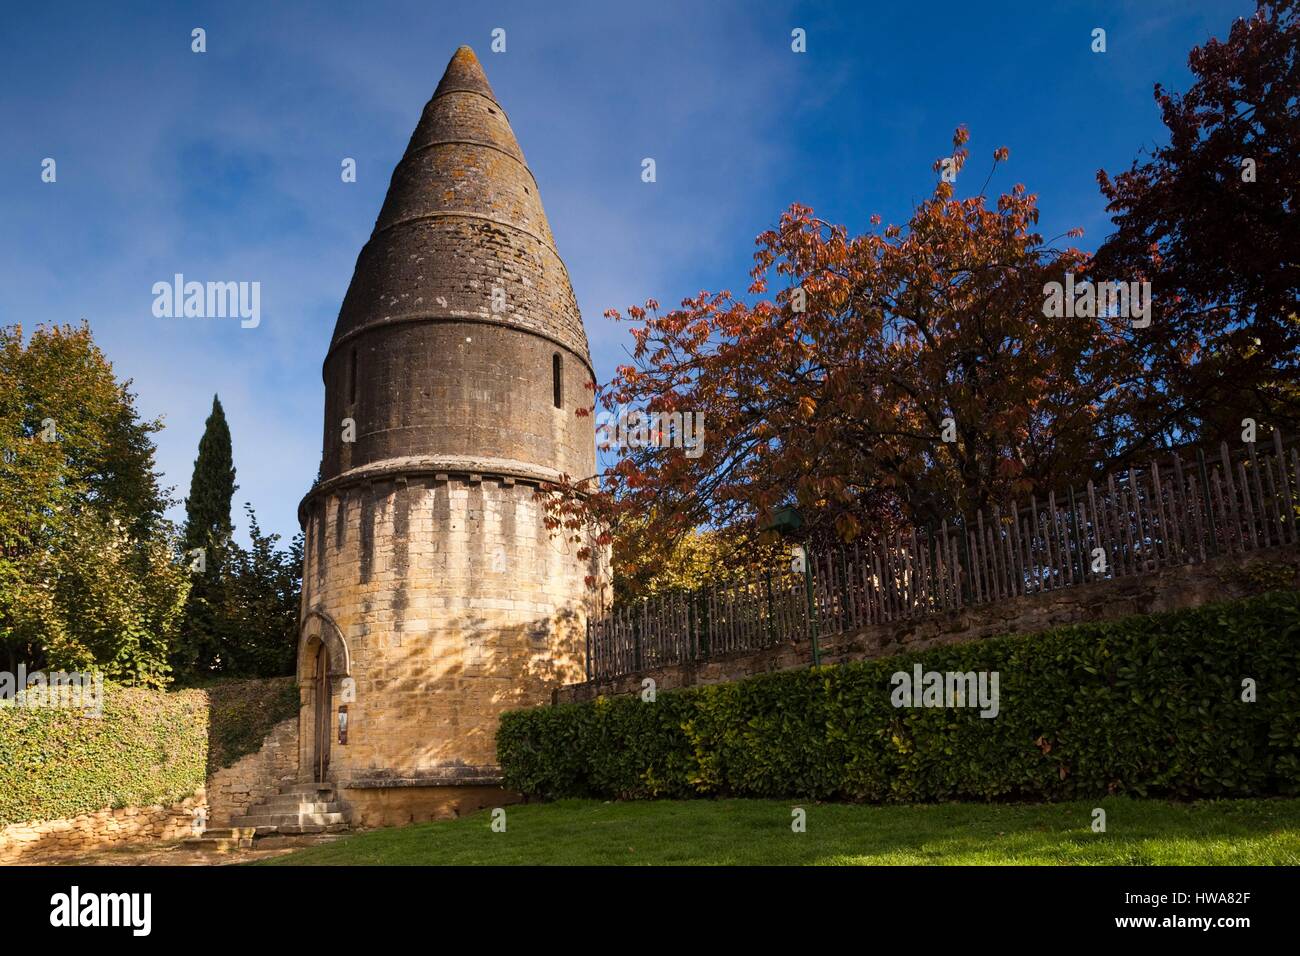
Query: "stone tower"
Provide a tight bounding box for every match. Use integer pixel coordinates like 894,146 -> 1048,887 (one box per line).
295,46 -> 601,826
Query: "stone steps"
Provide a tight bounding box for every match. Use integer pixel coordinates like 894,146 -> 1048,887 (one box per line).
277,783 -> 337,797
182,827 -> 256,852
257,797 -> 346,814
190,781 -> 352,850
270,822 -> 350,836
229,810 -> 349,829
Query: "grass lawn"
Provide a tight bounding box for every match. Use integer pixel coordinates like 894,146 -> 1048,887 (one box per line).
259,796 -> 1300,865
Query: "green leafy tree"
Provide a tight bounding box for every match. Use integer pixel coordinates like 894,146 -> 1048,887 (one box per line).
13,510 -> 188,686
612,517 -> 776,603
217,504 -> 303,677
0,322 -> 182,684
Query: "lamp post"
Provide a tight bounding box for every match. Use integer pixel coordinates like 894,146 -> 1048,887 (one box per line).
764,506 -> 820,668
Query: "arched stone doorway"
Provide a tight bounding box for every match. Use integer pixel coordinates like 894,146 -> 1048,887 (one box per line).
297,610 -> 351,784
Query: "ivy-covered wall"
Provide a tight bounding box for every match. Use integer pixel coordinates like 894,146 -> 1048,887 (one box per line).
0,676 -> 297,827
204,676 -> 298,772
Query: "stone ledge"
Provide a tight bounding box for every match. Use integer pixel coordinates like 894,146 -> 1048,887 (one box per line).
344,767 -> 503,788
299,455 -> 583,522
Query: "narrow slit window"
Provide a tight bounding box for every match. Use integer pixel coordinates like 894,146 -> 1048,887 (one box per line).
349,348 -> 358,405
552,353 -> 563,409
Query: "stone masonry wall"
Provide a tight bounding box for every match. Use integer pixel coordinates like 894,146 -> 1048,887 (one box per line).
206,716 -> 299,827
299,474 -> 598,785
557,546 -> 1300,704
322,321 -> 593,492
340,784 -> 514,828
0,790 -> 205,864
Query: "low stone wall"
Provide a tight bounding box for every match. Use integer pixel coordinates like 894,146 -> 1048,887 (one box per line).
558,546 -> 1300,704
0,790 -> 205,864
206,716 -> 299,826
340,784 -> 515,828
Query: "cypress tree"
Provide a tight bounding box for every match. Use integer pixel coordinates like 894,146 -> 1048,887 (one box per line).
183,395 -> 236,560
174,395 -> 237,678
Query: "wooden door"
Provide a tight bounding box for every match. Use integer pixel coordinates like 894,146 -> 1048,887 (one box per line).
313,648 -> 331,782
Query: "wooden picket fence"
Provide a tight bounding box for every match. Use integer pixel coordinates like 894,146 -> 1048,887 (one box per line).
585,431 -> 1300,682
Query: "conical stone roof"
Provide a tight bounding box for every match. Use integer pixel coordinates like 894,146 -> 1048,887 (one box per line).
328,46 -> 590,367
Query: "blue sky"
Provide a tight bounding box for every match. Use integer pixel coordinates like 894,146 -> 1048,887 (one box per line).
0,0 -> 1254,544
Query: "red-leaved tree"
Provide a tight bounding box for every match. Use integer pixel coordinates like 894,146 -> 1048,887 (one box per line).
1094,0 -> 1300,448
546,130 -> 1154,587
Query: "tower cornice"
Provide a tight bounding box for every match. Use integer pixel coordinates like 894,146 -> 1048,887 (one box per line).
297,453 -> 593,527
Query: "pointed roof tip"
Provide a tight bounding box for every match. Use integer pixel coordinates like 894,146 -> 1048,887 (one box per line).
434,44 -> 495,101
330,40 -> 591,368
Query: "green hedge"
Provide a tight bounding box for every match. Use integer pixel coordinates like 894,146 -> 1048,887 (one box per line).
498,591 -> 1300,802
0,676 -> 299,826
